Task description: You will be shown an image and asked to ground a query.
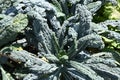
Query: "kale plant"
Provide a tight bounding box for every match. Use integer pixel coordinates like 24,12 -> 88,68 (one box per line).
93,0 -> 120,22
0,0 -> 120,80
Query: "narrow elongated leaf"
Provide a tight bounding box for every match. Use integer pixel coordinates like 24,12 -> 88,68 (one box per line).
87,1 -> 102,13
70,61 -> 104,80
43,53 -> 59,63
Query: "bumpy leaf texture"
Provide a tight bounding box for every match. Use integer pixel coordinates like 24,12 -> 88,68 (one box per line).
0,13 -> 28,47
0,0 -> 120,80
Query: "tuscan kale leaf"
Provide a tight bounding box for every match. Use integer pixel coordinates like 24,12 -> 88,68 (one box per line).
0,0 -> 120,80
